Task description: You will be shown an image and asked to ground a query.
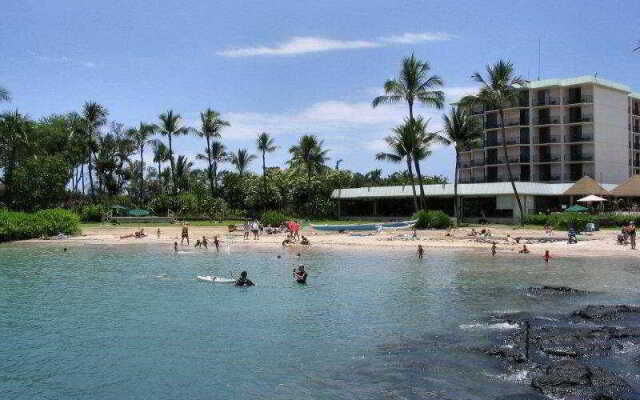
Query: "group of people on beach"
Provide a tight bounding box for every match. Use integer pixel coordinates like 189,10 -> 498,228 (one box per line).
617,221 -> 637,249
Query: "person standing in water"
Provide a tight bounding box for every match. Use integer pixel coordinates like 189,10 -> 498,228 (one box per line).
174,241 -> 178,253
234,271 -> 254,286
157,228 -> 161,239
417,245 -> 424,259
293,265 -> 308,284
543,250 -> 552,263
202,236 -> 208,249
491,243 -> 497,256
181,224 -> 190,246
213,236 -> 220,252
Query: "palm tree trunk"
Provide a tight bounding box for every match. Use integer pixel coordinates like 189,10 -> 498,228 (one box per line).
454,149 -> 459,221
413,157 -> 426,210
213,161 -> 218,191
406,157 -> 419,213
205,136 -> 215,198
499,108 -> 524,225
81,164 -> 85,194
262,151 -> 267,198
140,146 -> 145,203
168,134 -> 176,195
157,161 -> 163,194
88,153 -> 95,200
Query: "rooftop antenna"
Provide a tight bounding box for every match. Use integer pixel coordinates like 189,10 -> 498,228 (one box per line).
537,38 -> 541,80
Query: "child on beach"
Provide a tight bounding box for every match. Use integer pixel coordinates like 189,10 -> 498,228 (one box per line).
202,236 -> 208,249
213,236 -> 220,252
194,239 -> 201,248
417,245 -> 424,259
157,228 -> 161,239
491,243 -> 497,256
519,245 -> 530,254
543,250 -> 552,263
174,241 -> 178,253
181,224 -> 189,246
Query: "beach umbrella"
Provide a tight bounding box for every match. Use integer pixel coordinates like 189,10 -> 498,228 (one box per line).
576,195 -> 607,203
565,204 -> 589,212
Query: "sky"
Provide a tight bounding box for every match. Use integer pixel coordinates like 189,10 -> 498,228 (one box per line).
2,0 -> 640,179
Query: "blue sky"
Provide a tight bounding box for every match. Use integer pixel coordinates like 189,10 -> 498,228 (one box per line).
2,0 -> 639,179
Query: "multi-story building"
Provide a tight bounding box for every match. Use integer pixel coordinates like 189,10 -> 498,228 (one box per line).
459,76 -> 640,185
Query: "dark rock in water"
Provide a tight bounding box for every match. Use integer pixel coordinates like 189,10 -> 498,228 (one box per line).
484,346 -> 527,363
574,305 -> 640,321
531,360 -> 634,400
526,286 -> 588,296
493,394 -> 548,400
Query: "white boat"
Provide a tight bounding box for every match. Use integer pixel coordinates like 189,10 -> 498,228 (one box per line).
311,220 -> 416,232
197,275 -> 235,284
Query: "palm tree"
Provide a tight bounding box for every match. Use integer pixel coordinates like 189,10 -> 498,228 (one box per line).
82,101 -> 109,199
127,122 -> 155,201
197,141 -> 228,192
174,155 -> 193,193
288,135 -> 330,184
0,110 -> 31,203
0,86 -> 10,103
256,132 -> 277,195
151,139 -> 170,191
195,108 -> 229,197
439,106 -> 483,221
376,123 -> 420,212
372,53 -> 445,121
335,159 -> 343,170
157,110 -> 190,194
231,148 -> 256,177
460,60 -> 526,224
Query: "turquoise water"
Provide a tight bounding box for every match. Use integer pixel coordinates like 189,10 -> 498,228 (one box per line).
1,243 -> 640,399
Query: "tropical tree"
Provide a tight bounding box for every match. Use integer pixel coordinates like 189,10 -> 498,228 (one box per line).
0,110 -> 32,204
375,123 -> 419,212
151,139 -> 170,179
174,155 -> 193,192
195,108 -> 229,197
231,148 -> 256,177
197,141 -> 228,192
372,53 -> 445,121
256,132 -> 276,196
127,122 -> 155,201
0,86 -> 10,103
439,106 -> 483,220
82,101 -> 108,199
460,60 -> 526,223
157,110 -> 190,194
335,159 -> 343,170
288,135 -> 330,184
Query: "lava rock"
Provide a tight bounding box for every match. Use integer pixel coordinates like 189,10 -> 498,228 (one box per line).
526,286 -> 588,296
485,346 -> 527,363
574,305 -> 640,321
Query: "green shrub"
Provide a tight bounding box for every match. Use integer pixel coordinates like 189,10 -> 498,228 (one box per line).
199,197 -> 228,221
79,205 -> 106,222
261,210 -> 290,227
413,210 -> 452,229
0,208 -> 80,242
525,212 -> 638,230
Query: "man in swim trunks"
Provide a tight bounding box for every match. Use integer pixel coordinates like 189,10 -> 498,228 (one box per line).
181,224 -> 189,246
234,271 -> 254,287
417,245 -> 424,259
201,236 -> 208,249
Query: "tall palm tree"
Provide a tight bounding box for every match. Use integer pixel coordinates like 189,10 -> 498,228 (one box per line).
288,135 -> 330,184
157,110 -> 190,194
335,159 -> 343,170
460,60 -> 526,224
197,141 -> 228,192
256,132 -> 277,195
439,106 -> 483,221
231,148 -> 256,177
372,53 -> 445,121
0,86 -> 10,103
127,122 -> 155,201
0,110 -> 31,204
195,108 -> 229,197
82,101 -> 109,199
174,155 -> 193,192
376,122 -> 420,212
151,139 -> 170,191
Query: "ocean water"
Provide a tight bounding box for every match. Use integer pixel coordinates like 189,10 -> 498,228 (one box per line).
1,243 -> 639,399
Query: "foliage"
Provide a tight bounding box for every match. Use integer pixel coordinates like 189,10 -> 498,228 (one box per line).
260,210 -> 289,227
0,208 -> 80,242
199,196 -> 228,221
525,213 -> 640,230
413,210 -> 452,229
78,205 -> 107,222
11,156 -> 72,211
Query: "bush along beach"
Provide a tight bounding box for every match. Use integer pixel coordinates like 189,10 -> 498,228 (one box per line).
0,209 -> 80,242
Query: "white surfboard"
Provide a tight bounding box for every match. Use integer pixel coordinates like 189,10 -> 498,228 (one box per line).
197,275 -> 235,284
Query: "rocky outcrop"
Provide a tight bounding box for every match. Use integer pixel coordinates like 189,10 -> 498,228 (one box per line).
526,286 -> 588,297
574,305 -> 640,321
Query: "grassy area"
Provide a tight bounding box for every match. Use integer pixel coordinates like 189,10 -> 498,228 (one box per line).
80,218 -> 382,229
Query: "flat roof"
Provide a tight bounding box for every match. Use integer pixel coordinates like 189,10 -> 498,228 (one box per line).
523,75 -> 632,93
331,182 -> 618,200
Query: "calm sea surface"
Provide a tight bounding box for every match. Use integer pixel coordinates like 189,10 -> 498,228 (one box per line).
1,243 -> 639,399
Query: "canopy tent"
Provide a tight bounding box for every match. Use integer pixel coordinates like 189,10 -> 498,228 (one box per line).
610,175 -> 640,197
562,176 -> 610,197
110,205 -> 128,216
577,195 -> 607,203
128,209 -> 151,217
565,204 -> 589,212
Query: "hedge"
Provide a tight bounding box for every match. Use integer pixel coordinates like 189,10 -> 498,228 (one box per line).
0,209 -> 80,242
260,210 -> 290,227
524,212 -> 640,230
414,210 -> 452,229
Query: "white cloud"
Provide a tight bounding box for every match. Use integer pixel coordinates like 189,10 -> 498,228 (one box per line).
30,52 -> 96,68
218,32 -> 455,57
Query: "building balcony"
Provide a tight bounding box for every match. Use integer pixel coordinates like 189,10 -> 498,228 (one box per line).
564,134 -> 594,143
564,95 -> 593,105
533,135 -> 562,144
535,175 -> 562,182
532,117 -> 562,126
533,97 -> 562,106
485,120 -> 528,130
459,176 -> 486,183
533,154 -> 561,163
566,115 -> 593,124
633,160 -> 640,168
564,154 -> 594,162
460,160 -> 485,168
633,143 -> 640,151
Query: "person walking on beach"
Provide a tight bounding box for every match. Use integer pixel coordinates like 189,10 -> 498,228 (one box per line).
202,236 -> 208,249
491,243 -> 497,256
243,220 -> 250,240
181,224 -> 190,246
417,245 -> 424,259
628,222 -> 636,250
251,220 -> 260,240
157,228 -> 161,239
543,250 -> 552,263
213,236 -> 220,252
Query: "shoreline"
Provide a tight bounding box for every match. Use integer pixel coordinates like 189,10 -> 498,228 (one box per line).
10,225 -> 640,258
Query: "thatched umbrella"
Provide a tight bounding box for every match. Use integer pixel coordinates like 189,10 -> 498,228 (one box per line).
610,175 -> 640,197
563,176 -> 610,197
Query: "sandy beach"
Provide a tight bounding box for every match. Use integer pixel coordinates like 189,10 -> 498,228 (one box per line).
18,224 -> 640,258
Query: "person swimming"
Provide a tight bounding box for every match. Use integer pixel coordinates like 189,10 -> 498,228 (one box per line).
543,250 -> 552,263
293,265 -> 308,284
417,245 -> 424,259
234,271 -> 254,287
519,244 -> 530,254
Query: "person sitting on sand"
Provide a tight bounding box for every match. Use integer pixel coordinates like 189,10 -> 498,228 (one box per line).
543,250 -> 552,263
282,238 -> 293,247
213,236 -> 220,252
181,224 -> 190,246
445,227 -> 453,237
491,243 -> 497,256
201,236 -> 208,249
468,228 -> 477,237
417,244 -> 424,259
234,271 -> 254,287
519,244 -> 530,254
568,229 -> 578,244
121,229 -> 146,239
300,236 -> 310,246
293,265 -> 308,284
